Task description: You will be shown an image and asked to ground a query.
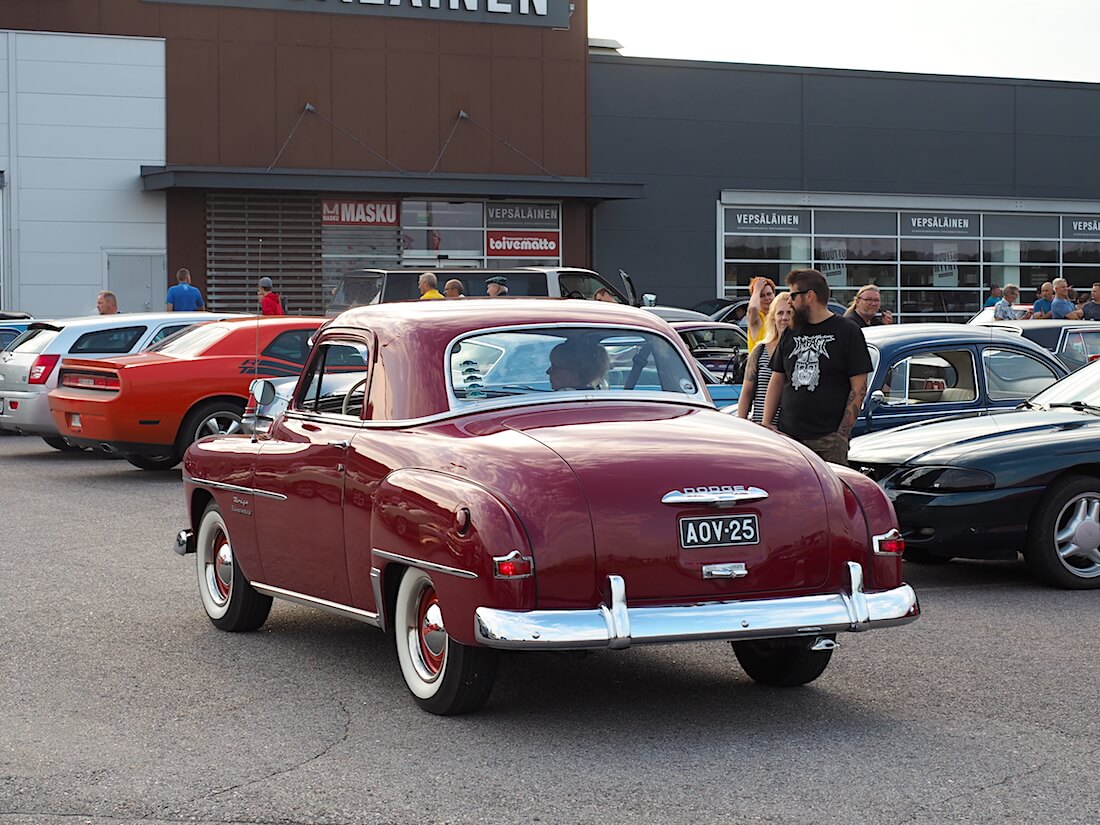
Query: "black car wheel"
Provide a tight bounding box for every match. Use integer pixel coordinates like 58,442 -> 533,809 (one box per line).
1025,475 -> 1100,589
178,399 -> 245,453
196,502 -> 272,631
124,453 -> 180,471
393,567 -> 498,715
732,635 -> 835,686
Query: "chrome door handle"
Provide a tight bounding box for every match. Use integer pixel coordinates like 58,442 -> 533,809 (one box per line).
661,486 -> 768,507
328,440 -> 350,449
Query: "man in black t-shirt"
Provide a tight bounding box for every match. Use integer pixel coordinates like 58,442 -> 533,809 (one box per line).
762,269 -> 872,464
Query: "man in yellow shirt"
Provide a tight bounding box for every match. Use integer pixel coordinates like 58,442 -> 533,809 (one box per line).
418,272 -> 444,300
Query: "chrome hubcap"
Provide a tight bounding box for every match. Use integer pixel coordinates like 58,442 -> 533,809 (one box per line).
1054,493 -> 1100,577
407,581 -> 446,682
206,533 -> 233,606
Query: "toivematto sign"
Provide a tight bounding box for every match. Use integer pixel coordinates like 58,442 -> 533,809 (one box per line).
142,0 -> 571,27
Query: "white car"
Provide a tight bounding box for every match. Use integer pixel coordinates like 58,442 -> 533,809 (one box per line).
0,312 -> 243,450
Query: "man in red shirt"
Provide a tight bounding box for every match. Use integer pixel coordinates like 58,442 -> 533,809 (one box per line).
258,277 -> 285,315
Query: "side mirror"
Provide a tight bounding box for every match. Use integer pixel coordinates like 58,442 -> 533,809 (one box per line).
868,389 -> 886,410
641,293 -> 657,307
250,378 -> 277,406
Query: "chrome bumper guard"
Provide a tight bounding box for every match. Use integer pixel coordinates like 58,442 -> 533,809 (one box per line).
474,562 -> 918,651
174,529 -> 195,556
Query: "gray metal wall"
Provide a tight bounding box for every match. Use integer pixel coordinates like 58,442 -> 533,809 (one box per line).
590,55 -> 1100,308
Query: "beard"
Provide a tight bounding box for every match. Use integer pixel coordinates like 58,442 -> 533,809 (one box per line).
792,303 -> 811,328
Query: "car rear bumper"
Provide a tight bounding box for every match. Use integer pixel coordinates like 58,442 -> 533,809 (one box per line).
0,388 -> 56,435
474,561 -> 918,650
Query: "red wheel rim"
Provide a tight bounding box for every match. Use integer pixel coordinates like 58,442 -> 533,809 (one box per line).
416,584 -> 445,676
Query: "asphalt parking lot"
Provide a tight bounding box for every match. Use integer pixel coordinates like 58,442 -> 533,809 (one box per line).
2,434 -> 1098,825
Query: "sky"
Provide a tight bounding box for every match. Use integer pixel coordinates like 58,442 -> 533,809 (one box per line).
587,0 -> 1100,84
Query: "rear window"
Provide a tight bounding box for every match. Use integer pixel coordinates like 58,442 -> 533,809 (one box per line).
9,327 -> 60,355
148,323 -> 232,356
148,323 -> 195,346
70,326 -> 147,355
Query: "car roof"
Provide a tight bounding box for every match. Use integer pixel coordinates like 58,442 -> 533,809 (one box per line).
669,320 -> 746,332
862,322 -> 1045,346
39,311 -> 245,330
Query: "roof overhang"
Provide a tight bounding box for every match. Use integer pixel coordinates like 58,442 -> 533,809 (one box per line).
140,166 -> 643,202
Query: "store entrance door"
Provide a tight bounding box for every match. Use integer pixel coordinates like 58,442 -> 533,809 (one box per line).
107,253 -> 166,313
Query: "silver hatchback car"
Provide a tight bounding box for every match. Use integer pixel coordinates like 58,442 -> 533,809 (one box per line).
0,312 -> 241,450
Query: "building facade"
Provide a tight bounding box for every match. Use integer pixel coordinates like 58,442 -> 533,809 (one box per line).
0,0 -> 637,317
590,55 -> 1100,318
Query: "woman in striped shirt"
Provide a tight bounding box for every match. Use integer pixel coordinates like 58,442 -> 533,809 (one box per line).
736,291 -> 793,425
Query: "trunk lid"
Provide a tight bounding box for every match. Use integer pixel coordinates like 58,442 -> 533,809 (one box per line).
505,404 -> 833,600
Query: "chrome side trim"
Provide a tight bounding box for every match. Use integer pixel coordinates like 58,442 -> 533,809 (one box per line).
372,548 -> 478,580
474,563 -> 919,651
251,582 -> 380,627
370,567 -> 386,633
185,476 -> 288,501
662,486 -> 769,507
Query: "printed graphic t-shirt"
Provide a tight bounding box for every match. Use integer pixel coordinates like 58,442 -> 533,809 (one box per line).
770,313 -> 872,441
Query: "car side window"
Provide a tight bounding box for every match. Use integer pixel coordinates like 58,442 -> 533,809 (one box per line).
982,349 -> 1060,400
883,349 -> 976,404
149,324 -> 192,346
1061,331 -> 1100,369
69,326 -> 147,354
263,330 -> 311,364
557,272 -> 622,301
296,342 -> 370,418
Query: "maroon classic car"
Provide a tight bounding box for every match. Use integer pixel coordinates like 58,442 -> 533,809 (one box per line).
175,299 -> 919,715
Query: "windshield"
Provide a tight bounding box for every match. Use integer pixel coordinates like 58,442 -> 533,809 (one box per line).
327,273 -> 385,312
450,327 -> 702,403
1031,359 -> 1100,407
147,323 -> 231,356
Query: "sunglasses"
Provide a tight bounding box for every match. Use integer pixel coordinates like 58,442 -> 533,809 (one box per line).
789,289 -> 811,299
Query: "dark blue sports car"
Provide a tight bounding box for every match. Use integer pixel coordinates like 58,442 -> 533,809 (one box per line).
849,359 -> 1100,589
856,324 -> 1069,436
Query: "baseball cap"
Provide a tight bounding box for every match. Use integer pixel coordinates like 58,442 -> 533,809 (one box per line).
258,277 -> 273,289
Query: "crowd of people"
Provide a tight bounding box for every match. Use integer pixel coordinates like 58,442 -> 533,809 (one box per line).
991,278 -> 1100,321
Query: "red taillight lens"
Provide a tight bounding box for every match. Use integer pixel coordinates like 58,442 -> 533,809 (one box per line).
874,529 -> 905,555
60,371 -> 120,390
28,354 -> 60,384
493,551 -> 533,579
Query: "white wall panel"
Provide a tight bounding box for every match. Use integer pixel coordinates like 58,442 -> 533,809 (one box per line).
16,61 -> 163,98
17,93 -> 165,130
2,31 -> 166,316
17,124 -> 163,161
18,157 -> 149,191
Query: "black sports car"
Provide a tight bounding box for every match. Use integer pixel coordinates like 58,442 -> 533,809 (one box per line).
848,359 -> 1100,589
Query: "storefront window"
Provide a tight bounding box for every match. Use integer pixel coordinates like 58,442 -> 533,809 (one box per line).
901,264 -> 981,289
401,201 -> 483,228
982,240 -> 1058,263
1062,242 -> 1100,264
724,235 -> 811,260
900,239 -> 980,262
813,237 -> 897,262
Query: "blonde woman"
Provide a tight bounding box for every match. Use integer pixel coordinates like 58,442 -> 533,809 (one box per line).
737,291 -> 793,425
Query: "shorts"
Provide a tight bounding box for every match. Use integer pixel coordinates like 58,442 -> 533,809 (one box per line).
799,432 -> 849,465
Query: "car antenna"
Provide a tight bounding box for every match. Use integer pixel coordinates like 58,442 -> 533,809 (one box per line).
252,237 -> 263,444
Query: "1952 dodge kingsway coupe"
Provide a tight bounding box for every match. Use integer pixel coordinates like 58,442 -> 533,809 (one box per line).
175,299 -> 919,715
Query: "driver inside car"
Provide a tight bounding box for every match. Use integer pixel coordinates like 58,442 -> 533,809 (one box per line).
547,340 -> 611,390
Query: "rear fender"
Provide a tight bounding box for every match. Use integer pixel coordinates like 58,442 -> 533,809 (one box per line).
371,469 -> 533,646
832,464 -> 904,590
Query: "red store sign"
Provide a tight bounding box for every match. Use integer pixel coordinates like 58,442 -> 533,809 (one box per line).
322,199 -> 399,226
486,230 -> 560,257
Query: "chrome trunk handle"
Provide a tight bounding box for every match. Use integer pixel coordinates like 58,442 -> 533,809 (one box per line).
661,486 -> 769,507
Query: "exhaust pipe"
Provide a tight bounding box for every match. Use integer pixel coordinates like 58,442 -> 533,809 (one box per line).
99,442 -> 118,454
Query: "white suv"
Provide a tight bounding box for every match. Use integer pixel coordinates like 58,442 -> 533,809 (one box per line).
0,312 -> 242,450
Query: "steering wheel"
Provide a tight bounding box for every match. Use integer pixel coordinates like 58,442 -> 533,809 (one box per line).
565,290 -> 586,300
341,377 -> 369,416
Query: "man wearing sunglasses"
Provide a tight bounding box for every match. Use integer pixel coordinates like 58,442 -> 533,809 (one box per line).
761,269 -> 872,464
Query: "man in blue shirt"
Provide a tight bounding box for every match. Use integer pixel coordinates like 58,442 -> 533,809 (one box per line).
1051,278 -> 1082,320
1031,281 -> 1054,318
165,268 -> 205,312
984,285 -> 1002,307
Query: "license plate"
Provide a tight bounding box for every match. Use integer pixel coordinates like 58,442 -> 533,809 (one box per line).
679,514 -> 760,549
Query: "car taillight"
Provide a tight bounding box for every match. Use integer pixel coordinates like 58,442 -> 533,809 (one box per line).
493,550 -> 533,579
28,354 -> 60,384
873,529 -> 905,556
60,371 -> 120,390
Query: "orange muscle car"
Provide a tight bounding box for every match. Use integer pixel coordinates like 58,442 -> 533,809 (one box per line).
48,317 -> 323,470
